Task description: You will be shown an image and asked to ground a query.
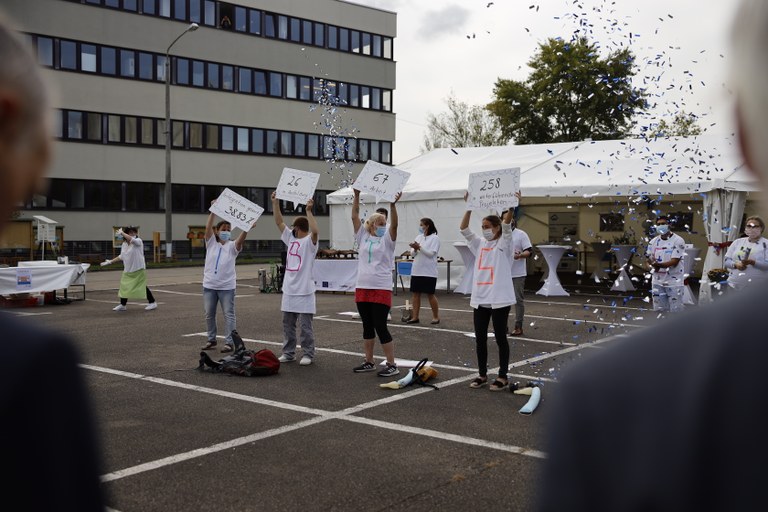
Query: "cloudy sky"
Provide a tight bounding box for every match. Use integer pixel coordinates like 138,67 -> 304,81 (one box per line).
348,0 -> 740,165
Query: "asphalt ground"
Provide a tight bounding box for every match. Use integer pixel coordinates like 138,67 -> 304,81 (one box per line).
6,265 -> 667,512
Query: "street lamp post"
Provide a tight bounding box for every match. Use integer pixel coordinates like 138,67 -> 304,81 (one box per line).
164,22 -> 198,260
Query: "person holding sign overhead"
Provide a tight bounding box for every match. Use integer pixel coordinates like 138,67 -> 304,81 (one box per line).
351,188 -> 403,377
271,192 -> 319,366
200,200 -> 251,353
460,192 -> 516,391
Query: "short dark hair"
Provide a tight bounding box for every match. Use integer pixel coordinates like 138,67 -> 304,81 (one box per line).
215,221 -> 231,230
292,216 -> 309,232
123,226 -> 138,235
376,207 -> 388,219
656,216 -> 669,224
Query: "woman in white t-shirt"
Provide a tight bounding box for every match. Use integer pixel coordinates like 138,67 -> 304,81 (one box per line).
460,194 -> 516,392
725,215 -> 768,290
271,192 -> 319,366
351,188 -> 402,378
405,218 -> 441,324
200,201 -> 250,354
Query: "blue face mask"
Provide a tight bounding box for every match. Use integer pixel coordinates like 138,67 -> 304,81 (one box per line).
219,231 -> 232,241
656,224 -> 669,236
375,226 -> 387,237
418,227 -> 425,235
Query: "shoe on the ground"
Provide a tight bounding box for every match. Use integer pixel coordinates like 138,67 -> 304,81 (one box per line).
112,304 -> 127,311
377,363 -> 399,377
220,344 -> 233,353
279,354 -> 295,363
387,313 -> 392,321
353,361 -> 376,373
201,341 -> 217,350
489,379 -> 509,391
430,319 -> 440,325
144,302 -> 158,311
510,327 -> 524,336
405,318 -> 420,324
469,377 -> 487,389
299,356 -> 312,366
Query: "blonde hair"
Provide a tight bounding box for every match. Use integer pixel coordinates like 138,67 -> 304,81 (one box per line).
364,213 -> 386,235
746,215 -> 765,231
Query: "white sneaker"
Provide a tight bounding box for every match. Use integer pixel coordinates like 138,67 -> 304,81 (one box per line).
112,304 -> 127,312
278,354 -> 295,363
387,313 -> 392,321
299,356 -> 313,366
144,302 -> 158,311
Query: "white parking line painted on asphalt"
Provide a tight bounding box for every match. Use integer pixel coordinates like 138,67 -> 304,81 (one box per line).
314,315 -> 577,347
430,307 -> 646,328
525,298 -> 651,312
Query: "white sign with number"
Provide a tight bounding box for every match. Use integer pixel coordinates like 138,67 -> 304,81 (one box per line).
275,168 -> 320,206
209,188 -> 264,232
353,160 -> 410,203
467,168 -> 520,211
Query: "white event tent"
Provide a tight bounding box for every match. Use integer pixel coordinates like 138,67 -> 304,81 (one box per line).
327,135 -> 759,302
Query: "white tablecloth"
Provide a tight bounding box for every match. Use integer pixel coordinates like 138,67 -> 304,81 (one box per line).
536,245 -> 571,296
0,263 -> 89,295
313,260 -> 358,292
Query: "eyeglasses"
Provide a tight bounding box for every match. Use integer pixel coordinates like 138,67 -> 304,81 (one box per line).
746,224 -> 761,229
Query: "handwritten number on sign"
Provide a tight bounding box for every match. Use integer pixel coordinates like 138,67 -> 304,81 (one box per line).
372,173 -> 389,183
479,178 -> 501,191
288,176 -> 302,187
226,205 -> 255,224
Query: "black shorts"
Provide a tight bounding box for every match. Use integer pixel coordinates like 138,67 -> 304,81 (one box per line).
410,275 -> 437,294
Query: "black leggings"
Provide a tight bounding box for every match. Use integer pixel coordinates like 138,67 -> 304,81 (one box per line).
121,287 -> 155,306
356,301 -> 392,344
473,306 -> 510,379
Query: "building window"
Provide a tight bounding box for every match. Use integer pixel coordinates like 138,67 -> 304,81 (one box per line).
278,15 -> 288,39
359,139 -> 369,161
351,30 -> 360,53
599,213 -> 625,232
175,58 -> 189,84
280,132 -> 292,155
371,87 -> 381,110
308,134 -> 319,158
222,65 -> 233,90
125,116 -> 138,143
349,84 -> 359,107
60,40 -> 77,70
285,75 -> 298,99
339,28 -> 349,51
251,128 -> 264,153
269,72 -> 282,97
108,115 -> 121,142
159,0 -> 171,18
205,124 -> 218,149
383,37 -> 393,59
234,6 -> 247,31
156,55 -> 166,81
67,111 -> 83,139
141,118 -> 154,144
139,52 -> 153,79
299,76 -> 311,100
189,0 -> 201,23
249,9 -> 261,34
36,36 -> 54,67
81,44 -> 97,72
383,90 -> 392,111
86,113 -> 102,141
314,22 -> 324,46
172,121 -> 184,147
362,32 -> 371,55
207,62 -> 219,88
237,127 -> 249,152
337,82 -> 348,105
328,25 -> 337,49
372,35 -> 382,57
302,20 -> 312,44
189,122 -> 203,148
382,141 -> 392,163
238,68 -> 251,93
264,13 -> 276,38
126,182 -> 160,211
361,86 -> 370,108
255,71 -> 267,94
99,47 -> 116,75
192,60 -> 204,86
173,0 -> 186,20
203,0 -> 215,26
290,17 -> 301,42
266,130 -> 278,154
120,49 -> 135,77
221,126 -> 234,151
295,133 -> 306,156
347,138 -> 357,161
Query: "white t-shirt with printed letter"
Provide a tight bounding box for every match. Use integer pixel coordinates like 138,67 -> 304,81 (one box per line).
355,225 -> 396,290
203,236 -> 241,290
645,233 -> 686,286
281,227 -> 318,314
462,224 -> 516,309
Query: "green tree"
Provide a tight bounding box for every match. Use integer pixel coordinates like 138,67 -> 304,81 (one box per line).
422,92 -> 506,153
487,37 -> 647,144
646,112 -> 702,138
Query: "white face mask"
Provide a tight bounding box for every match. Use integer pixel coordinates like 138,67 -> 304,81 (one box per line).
745,226 -> 762,238
418,226 -> 425,235
482,229 -> 495,241
656,224 -> 670,236
218,231 -> 231,241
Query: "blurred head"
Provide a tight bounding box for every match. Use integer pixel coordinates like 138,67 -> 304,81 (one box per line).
376,207 -> 388,220
292,216 -> 309,236
122,226 -> 138,237
744,215 -> 765,239
419,217 -> 437,236
0,13 -> 52,233
481,215 -> 502,241
731,1 -> 768,203
365,213 -> 387,236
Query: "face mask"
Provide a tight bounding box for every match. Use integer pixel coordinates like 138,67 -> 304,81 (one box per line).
219,231 -> 231,241
482,229 -> 495,241
655,224 -> 669,236
745,227 -> 762,237
375,226 -> 387,237
418,227 -> 425,235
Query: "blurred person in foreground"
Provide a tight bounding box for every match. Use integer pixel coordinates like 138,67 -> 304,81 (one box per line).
724,215 -> 768,290
536,2 -> 768,511
0,11 -> 106,511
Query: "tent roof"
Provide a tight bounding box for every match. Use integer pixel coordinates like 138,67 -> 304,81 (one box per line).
328,135 -> 757,203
